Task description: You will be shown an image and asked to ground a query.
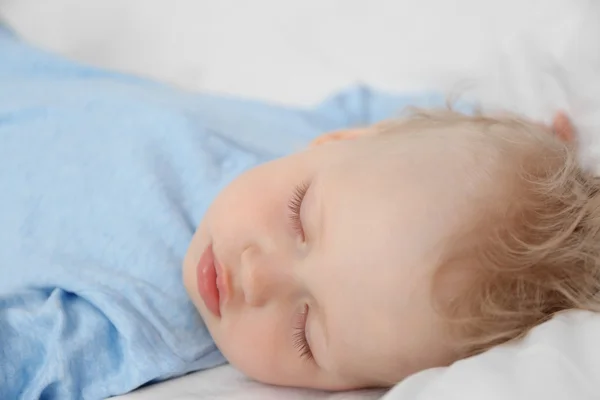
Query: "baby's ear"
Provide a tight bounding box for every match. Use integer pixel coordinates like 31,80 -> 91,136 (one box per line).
310,127 -> 372,147
551,112 -> 575,142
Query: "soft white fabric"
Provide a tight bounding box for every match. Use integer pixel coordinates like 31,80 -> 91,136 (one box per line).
2,1 -> 600,400
0,0 -> 592,105
383,311 -> 600,400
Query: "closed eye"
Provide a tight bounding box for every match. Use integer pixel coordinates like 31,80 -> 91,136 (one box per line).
292,304 -> 313,361
288,182 -> 309,238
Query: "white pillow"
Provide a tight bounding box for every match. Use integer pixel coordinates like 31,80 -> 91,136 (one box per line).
383,311 -> 600,400
0,0 -> 594,106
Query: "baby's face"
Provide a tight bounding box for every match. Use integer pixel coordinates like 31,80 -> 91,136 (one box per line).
183,128 -> 466,389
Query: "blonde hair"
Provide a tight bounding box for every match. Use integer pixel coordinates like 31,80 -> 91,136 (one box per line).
387,108 -> 600,358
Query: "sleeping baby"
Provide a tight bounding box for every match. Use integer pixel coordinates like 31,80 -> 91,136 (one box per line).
182,109 -> 584,390
0,25 -> 596,400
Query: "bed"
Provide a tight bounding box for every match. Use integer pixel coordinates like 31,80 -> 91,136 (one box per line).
1,1 -> 599,399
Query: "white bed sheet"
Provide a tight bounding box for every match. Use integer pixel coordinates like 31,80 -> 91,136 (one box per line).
2,1 -> 600,399
112,364 -> 385,400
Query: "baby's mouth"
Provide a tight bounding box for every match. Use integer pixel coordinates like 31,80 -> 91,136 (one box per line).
196,244 -> 228,317
214,253 -> 229,307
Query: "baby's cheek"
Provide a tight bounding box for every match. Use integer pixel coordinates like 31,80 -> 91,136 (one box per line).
216,309 -> 283,377
217,308 -> 318,386
211,182 -> 280,238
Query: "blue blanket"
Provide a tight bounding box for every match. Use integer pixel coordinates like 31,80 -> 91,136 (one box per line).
0,27 -> 444,399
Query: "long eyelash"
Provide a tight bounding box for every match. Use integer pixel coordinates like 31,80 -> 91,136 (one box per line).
288,182 -> 309,235
293,305 -> 314,361
293,328 -> 313,361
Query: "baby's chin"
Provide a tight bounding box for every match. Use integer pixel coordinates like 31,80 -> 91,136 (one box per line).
182,219 -> 206,288
181,235 -> 208,314
182,256 -> 200,313
181,258 -> 193,295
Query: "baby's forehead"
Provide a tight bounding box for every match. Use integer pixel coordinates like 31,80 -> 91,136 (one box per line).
319,134 -> 485,254
345,134 -> 482,202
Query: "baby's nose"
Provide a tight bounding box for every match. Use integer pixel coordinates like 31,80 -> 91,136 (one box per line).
240,244 -> 294,307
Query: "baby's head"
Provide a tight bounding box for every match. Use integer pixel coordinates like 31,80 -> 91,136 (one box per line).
183,108 -> 600,389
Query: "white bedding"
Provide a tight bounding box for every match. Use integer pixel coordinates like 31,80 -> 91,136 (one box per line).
2,1 -> 600,399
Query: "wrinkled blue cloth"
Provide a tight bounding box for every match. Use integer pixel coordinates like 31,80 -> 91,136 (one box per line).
0,27 -> 445,399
